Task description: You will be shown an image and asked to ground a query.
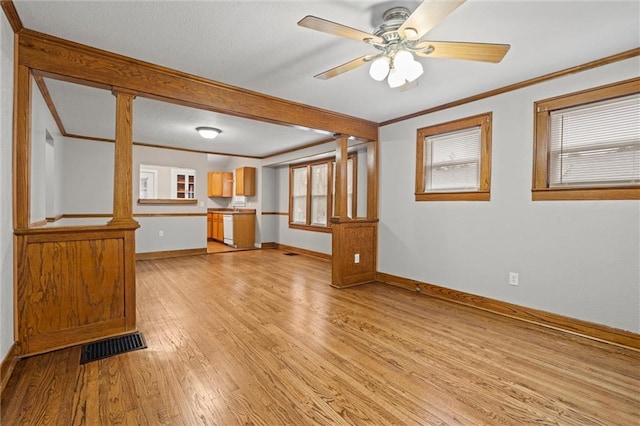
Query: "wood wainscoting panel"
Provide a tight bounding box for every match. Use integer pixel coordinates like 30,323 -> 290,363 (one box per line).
331,219 -> 378,288
15,225 -> 138,356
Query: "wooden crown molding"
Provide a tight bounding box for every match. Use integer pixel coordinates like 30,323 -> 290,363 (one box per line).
33,74 -> 66,135
380,47 -> 640,126
1,0 -> 22,33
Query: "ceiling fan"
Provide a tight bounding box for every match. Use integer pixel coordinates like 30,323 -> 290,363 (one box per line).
298,0 -> 510,88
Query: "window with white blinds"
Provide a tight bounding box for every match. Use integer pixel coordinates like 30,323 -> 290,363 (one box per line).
548,93 -> 640,187
416,112 -> 492,201
533,79 -> 640,200
289,155 -> 357,231
424,126 -> 481,191
291,167 -> 307,224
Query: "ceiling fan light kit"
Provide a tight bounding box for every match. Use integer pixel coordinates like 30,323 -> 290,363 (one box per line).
298,0 -> 510,90
196,127 -> 222,139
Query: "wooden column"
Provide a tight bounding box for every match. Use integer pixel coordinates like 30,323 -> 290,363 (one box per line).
367,140 -> 379,220
333,134 -> 349,220
13,62 -> 31,229
108,89 -> 137,226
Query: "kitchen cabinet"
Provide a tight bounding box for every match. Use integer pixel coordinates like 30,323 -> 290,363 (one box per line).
230,213 -> 255,248
175,172 -> 195,199
208,171 -> 233,197
207,213 -> 213,239
213,213 -> 224,241
235,167 -> 256,196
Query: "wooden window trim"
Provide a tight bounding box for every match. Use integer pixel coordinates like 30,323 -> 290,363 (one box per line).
415,112 -> 492,202
288,155 -> 357,232
532,78 -> 640,201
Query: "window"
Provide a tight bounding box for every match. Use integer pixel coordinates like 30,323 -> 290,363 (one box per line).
289,156 -> 356,232
415,112 -> 492,201
533,78 -> 640,200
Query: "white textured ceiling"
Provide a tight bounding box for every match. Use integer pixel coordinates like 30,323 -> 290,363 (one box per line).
14,0 -> 640,157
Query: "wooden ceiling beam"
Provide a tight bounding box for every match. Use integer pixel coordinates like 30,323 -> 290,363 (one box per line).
17,29 -> 378,141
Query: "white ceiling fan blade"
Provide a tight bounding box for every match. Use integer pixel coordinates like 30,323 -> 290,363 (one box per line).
314,55 -> 379,80
399,0 -> 467,40
298,16 -> 384,44
414,41 -> 510,63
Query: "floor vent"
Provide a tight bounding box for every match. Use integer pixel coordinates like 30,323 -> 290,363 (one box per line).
284,252 -> 300,256
80,332 -> 147,364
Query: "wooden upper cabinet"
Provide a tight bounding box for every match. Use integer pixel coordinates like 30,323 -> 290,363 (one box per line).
235,167 -> 256,196
208,172 -> 233,197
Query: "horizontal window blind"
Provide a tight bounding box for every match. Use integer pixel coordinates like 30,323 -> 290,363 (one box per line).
424,126 -> 481,191
549,93 -> 640,187
292,167 -> 307,223
311,164 -> 328,225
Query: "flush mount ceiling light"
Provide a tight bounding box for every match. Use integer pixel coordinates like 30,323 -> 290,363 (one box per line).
196,127 -> 222,139
298,1 -> 510,89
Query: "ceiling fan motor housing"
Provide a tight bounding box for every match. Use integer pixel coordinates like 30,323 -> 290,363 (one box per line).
374,7 -> 411,44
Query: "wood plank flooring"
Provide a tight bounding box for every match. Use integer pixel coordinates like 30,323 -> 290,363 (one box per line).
2,249 -> 639,425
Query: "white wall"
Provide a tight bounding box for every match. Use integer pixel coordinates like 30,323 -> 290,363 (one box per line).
379,57 -> 640,333
30,77 -> 64,223
261,166 -> 278,244
133,145 -> 208,253
273,165 -> 332,254
60,137 -> 113,213
0,11 -> 14,363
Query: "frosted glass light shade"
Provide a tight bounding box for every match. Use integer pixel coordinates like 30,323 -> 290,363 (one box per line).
369,57 -> 390,81
387,68 -> 406,88
404,60 -> 424,82
196,127 -> 222,139
393,50 -> 414,71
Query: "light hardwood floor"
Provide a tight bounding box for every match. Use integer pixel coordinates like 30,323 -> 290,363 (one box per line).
2,249 -> 639,425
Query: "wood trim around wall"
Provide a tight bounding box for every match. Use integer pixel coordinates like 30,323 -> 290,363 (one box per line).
0,342 -> 17,394
380,47 -> 640,126
270,243 -> 332,261
136,248 -> 207,261
1,0 -> 23,33
376,272 -> 640,351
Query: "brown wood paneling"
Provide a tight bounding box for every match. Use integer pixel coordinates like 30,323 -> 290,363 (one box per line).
331,219 -> 378,287
376,271 -> 640,351
15,226 -> 138,356
17,30 -> 378,141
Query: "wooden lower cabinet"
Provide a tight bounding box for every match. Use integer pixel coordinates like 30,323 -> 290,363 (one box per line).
209,213 -> 224,241
207,213 -> 213,239
231,214 -> 255,248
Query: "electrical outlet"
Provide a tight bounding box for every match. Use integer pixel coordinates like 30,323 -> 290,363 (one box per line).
354,253 -> 360,264
509,272 -> 519,286
159,230 -> 164,237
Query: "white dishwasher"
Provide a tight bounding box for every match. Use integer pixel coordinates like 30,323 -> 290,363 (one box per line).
223,214 -> 234,246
